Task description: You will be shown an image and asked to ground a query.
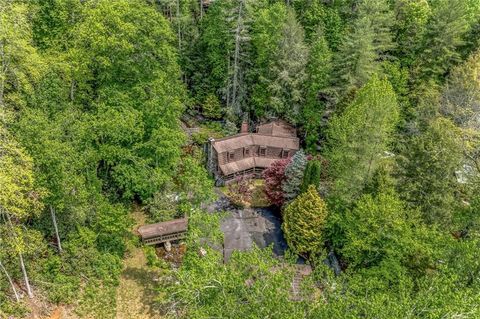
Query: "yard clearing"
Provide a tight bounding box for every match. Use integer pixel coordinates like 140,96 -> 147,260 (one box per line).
115,209 -> 163,319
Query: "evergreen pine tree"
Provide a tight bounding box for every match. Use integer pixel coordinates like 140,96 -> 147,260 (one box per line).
303,31 -> 333,153
335,0 -> 395,92
394,0 -> 432,68
301,159 -> 322,193
415,0 -> 469,82
282,150 -> 308,202
282,185 -> 328,258
251,4 -> 308,122
268,8 -> 308,123
358,0 -> 395,60
335,15 -> 378,92
399,117 -> 463,227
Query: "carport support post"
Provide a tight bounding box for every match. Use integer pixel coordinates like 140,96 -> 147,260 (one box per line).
164,241 -> 172,252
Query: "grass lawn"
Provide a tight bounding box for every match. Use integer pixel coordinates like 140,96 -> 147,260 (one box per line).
115,209 -> 164,319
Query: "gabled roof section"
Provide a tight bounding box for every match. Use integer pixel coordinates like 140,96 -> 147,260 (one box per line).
256,120 -> 296,137
138,218 -> 188,240
210,121 -> 299,154
211,134 -> 299,153
212,134 -> 254,153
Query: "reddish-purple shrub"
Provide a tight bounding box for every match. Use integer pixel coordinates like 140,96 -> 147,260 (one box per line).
262,158 -> 291,207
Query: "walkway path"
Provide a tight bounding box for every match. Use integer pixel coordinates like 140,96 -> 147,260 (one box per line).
115,209 -> 162,319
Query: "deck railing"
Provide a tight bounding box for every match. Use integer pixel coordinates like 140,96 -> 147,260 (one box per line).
143,231 -> 187,245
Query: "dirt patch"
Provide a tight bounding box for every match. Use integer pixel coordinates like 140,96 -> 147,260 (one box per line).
155,244 -> 186,268
45,308 -> 61,319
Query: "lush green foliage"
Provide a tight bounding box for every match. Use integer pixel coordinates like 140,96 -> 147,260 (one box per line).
283,185 -> 328,258
282,150 -> 308,202
3,0 -> 480,317
0,0 -> 211,316
301,159 -> 322,193
326,75 -> 399,202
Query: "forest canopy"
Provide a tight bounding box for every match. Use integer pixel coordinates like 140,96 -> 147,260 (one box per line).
1,0 -> 480,318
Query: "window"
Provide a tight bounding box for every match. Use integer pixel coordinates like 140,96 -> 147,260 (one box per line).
259,147 -> 266,157
228,152 -> 235,161
244,148 -> 250,157
282,149 -> 289,158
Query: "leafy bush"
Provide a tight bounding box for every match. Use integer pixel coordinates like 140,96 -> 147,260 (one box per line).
262,158 -> 291,207
202,94 -> 223,119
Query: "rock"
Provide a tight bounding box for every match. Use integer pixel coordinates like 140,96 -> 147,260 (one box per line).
199,247 -> 207,257
323,251 -> 341,276
164,241 -> 172,252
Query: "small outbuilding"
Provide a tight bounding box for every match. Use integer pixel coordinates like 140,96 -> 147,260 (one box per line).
138,218 -> 188,246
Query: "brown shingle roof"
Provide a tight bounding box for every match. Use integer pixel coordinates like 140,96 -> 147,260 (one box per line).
138,218 -> 188,240
212,134 -> 299,153
257,120 -> 296,137
212,134 -> 253,153
252,135 -> 299,150
219,157 -> 278,175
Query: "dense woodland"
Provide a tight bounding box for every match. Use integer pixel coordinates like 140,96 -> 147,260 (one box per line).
1,0 -> 480,318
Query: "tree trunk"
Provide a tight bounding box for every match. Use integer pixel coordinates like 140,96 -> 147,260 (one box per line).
231,0 -> 244,116
0,39 -> 6,108
19,252 -> 33,298
50,205 -> 62,253
226,55 -> 231,111
176,0 -> 182,52
0,259 -> 20,302
4,211 -> 33,298
69,79 -> 75,102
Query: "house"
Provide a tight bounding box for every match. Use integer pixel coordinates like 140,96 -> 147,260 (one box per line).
206,121 -> 300,185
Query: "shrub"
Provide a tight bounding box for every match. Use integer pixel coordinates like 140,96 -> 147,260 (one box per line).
282,185 -> 328,258
262,158 -> 290,207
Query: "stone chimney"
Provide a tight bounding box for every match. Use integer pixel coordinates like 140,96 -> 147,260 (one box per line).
240,121 -> 249,134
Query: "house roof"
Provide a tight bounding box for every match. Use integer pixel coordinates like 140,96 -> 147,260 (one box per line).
256,120 -> 296,137
212,134 -> 299,153
137,218 -> 188,240
219,157 -> 278,175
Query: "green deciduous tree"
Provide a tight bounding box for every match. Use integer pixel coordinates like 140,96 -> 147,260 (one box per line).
441,49 -> 480,129
0,124 -> 44,299
0,1 -> 43,109
326,76 -> 399,202
68,0 -> 186,200
399,117 -> 463,227
340,191 -> 415,268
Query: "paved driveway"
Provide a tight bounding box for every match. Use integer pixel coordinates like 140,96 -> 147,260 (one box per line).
221,208 -> 287,262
